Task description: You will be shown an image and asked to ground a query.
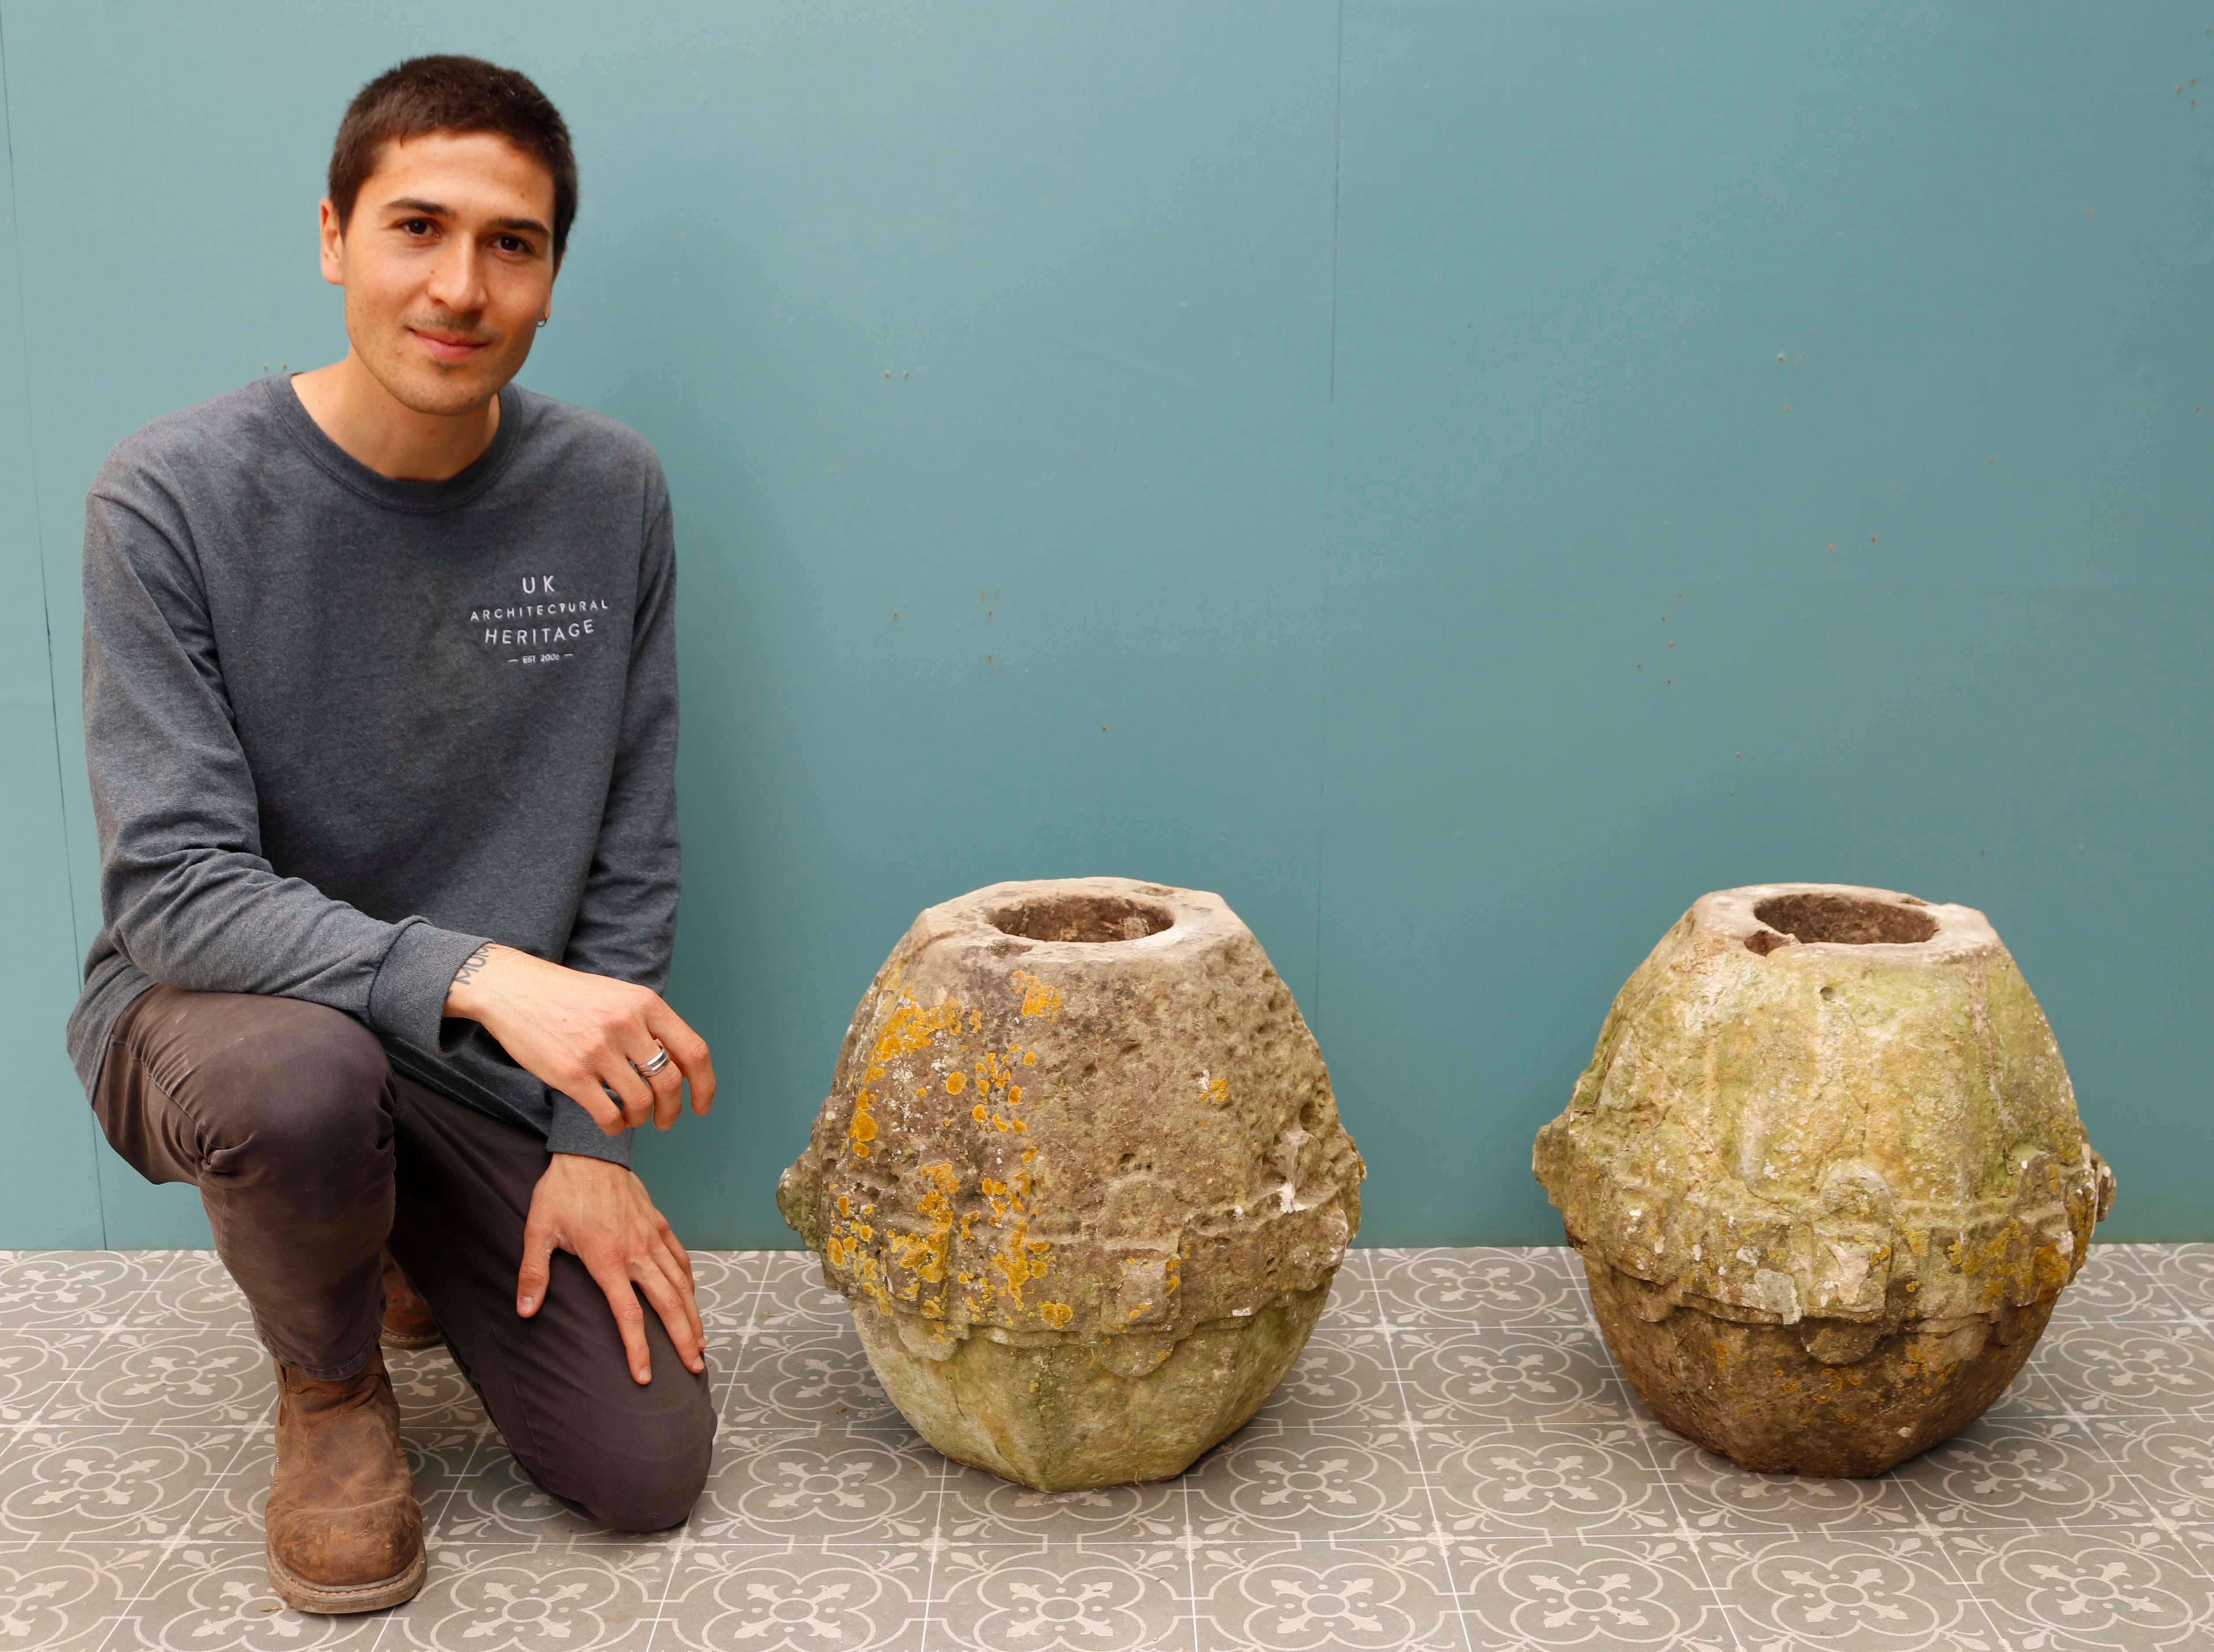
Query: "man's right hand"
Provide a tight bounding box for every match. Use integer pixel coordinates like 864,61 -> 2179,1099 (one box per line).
443,943 -> 715,1134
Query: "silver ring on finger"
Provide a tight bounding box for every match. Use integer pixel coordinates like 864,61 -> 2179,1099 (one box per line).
633,1043 -> 672,1078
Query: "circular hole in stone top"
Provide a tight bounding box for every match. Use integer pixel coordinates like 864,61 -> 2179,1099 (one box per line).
989,894 -> 1175,944
1753,892 -> 1938,946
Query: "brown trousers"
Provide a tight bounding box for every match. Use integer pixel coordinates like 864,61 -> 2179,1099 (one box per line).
92,984 -> 715,1532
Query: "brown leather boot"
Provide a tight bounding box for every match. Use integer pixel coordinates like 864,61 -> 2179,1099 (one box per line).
264,1346 -> 425,1614
379,1251 -> 441,1350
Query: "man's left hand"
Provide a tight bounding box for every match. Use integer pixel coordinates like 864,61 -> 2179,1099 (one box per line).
519,1153 -> 705,1385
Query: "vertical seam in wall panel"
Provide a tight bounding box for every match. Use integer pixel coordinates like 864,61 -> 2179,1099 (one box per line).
1315,0 -> 1345,1049
0,5 -> 102,1245
1327,0 -> 1344,411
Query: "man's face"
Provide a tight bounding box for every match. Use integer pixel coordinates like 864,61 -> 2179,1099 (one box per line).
320,131 -> 558,417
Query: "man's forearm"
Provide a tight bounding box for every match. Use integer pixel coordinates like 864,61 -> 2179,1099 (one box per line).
438,941 -> 716,1139
444,940 -> 501,1014
106,847 -> 485,1060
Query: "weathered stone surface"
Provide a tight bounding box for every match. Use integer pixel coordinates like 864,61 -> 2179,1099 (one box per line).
778,877 -> 1363,1490
1533,883 -> 2115,1477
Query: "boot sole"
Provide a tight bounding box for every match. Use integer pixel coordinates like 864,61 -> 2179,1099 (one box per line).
379,1326 -> 443,1350
265,1539 -> 426,1615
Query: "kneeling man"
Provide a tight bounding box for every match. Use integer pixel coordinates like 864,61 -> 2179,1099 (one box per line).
66,55 -> 716,1613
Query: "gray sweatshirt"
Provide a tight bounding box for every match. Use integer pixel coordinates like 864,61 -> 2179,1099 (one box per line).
64,373 -> 682,1164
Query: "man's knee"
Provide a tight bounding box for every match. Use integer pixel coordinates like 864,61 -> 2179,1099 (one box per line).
193,998 -> 391,1175
548,1376 -> 716,1533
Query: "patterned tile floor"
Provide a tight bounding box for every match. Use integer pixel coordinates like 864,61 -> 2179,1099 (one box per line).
0,1244 -> 2210,1650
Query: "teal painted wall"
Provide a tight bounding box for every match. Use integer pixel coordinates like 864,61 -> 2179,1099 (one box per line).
0,2 -> 2204,1248
0,45 -> 103,1246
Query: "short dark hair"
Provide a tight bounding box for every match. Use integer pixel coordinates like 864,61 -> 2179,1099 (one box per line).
328,55 -> 577,260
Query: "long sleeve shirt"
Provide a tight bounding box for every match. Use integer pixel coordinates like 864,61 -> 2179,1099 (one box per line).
64,373 -> 682,1164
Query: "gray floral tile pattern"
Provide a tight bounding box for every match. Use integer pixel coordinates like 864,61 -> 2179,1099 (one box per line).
2027,1315 -> 2214,1415
1947,1528 -> 2214,1650
1369,1247 -> 1591,1327
935,1544 -> 1188,1650
0,1243 -> 2209,1649
659,1543 -> 928,1649
1394,1325 -> 1630,1427
44,1327 -> 274,1427
942,1465 -> 1180,1546
1454,1533 -> 1732,1649
0,1252 -> 172,1327
1644,1432 -> 1925,1535
1187,1425 -> 1431,1540
1706,1532 -> 1980,1649
1197,1539 -> 1462,1651
2045,1246 -> 2178,1325
0,1542 -> 162,1647
1252,1330 -> 1403,1427
2143,1243 -> 2214,1316
0,1329 -> 100,1424
1892,1415 -> 2150,1529
1430,1421 -> 1683,1539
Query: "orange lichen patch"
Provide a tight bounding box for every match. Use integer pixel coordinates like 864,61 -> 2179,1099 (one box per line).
822,1210 -> 888,1308
871,992 -> 968,1064
912,1163 -> 956,1224
964,1167 -> 1054,1313
1011,970 -> 1063,1018
1022,1050 -> 1038,1066
2028,1244 -> 2072,1298
837,1195 -> 851,1218
1204,1076 -> 1229,1107
1039,1301 -> 1073,1328
884,1163 -> 959,1300
946,1072 -> 968,1095
961,1048 -> 1038,1137
989,1217 -> 1052,1309
848,993 -> 970,1161
1944,1225 -> 2049,1299
848,1093 -> 878,1157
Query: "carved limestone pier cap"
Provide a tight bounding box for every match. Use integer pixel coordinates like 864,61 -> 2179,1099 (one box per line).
778,876 -> 1364,1490
1534,882 -> 2114,1476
